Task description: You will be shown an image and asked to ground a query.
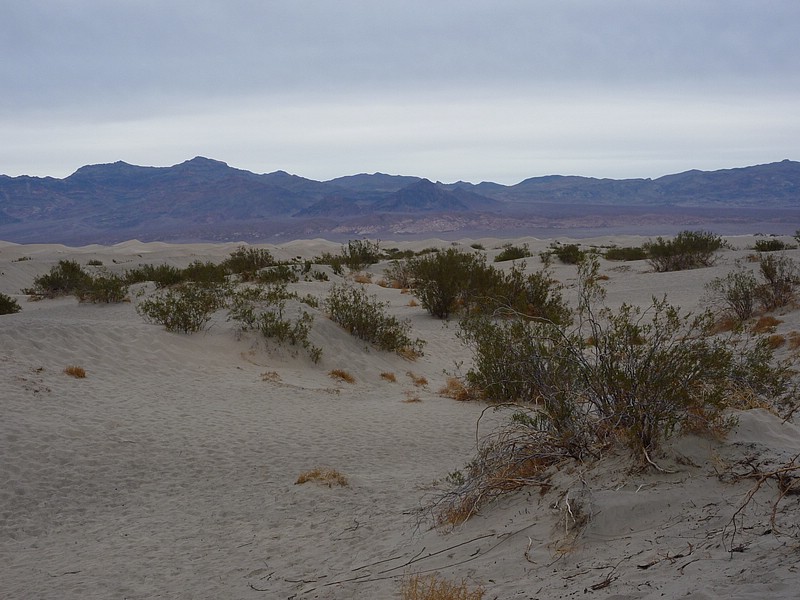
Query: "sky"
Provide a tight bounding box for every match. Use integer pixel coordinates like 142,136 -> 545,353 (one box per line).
2,1 -> 799,184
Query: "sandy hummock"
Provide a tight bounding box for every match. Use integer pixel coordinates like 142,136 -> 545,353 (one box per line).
2,236 -> 799,599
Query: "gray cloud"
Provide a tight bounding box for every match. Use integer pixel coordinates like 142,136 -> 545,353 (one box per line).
2,1 -> 799,181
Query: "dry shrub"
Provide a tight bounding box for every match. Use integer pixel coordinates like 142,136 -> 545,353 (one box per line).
745,253 -> 760,262
407,298 -> 419,307
261,371 -> 281,382
752,315 -> 783,334
595,274 -> 610,281
403,392 -> 423,403
407,371 -> 428,386
401,573 -> 484,600
397,346 -> 421,361
353,273 -> 372,284
295,467 -> 349,487
380,371 -> 397,383
709,314 -> 740,334
64,365 -> 86,378
438,377 -> 472,401
767,334 -> 786,349
329,369 -> 356,384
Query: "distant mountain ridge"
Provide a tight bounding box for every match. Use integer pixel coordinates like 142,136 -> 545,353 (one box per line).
0,157 -> 798,244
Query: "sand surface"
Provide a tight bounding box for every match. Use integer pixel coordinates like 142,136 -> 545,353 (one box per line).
2,235 -> 799,599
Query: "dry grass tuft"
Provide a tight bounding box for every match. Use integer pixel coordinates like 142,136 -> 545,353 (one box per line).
64,365 -> 86,378
261,370 -> 281,382
380,371 -> 397,383
767,334 -> 786,349
353,273 -> 373,284
295,467 -> 349,487
407,298 -> 419,307
397,346 -> 422,361
403,392 -> 423,403
407,371 -> 428,386
329,369 -> 356,384
438,377 -> 473,401
752,315 -> 783,334
709,315 -> 740,335
401,573 -> 484,600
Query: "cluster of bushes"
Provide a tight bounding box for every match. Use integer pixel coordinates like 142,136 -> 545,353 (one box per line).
137,283 -> 227,333
643,230 -> 727,272
494,244 -> 530,263
706,253 -> 799,321
435,257 -> 796,525
25,260 -> 129,303
325,283 -> 425,357
752,238 -> 797,252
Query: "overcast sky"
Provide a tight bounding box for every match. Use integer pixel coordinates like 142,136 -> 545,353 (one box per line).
2,1 -> 798,184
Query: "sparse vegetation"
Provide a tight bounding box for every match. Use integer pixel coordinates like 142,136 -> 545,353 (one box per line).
644,230 -> 725,272
549,242 -> 585,265
438,377 -> 472,401
407,371 -> 428,387
222,246 -> 275,280
705,264 -> 759,322
77,273 -> 130,303
137,283 -> 226,333
380,371 -> 397,383
341,239 -> 382,272
753,238 -> 794,252
27,260 -> 92,298
604,246 -> 647,261
757,253 -> 798,310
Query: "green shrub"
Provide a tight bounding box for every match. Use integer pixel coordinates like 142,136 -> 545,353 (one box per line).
136,283 -> 226,333
494,244 -> 530,262
28,260 -> 92,298
550,243 -> 585,265
604,246 -> 647,261
182,260 -> 228,285
383,259 -> 414,289
644,230 -> 725,272
124,263 -> 184,287
342,239 -> 382,272
325,283 -> 425,356
227,284 -> 321,362
78,273 -> 130,303
407,248 -> 501,318
753,238 -> 793,252
489,263 -> 572,325
705,265 -> 759,322
255,264 -> 300,284
222,246 -> 275,280
757,253 -> 798,310
314,251 -> 345,276
0,292 -> 21,315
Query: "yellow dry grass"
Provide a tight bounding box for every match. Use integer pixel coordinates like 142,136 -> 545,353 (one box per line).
295,467 -> 349,487
767,333 -> 786,349
380,371 -> 397,383
261,371 -> 281,382
353,273 -> 372,284
329,369 -> 356,384
401,573 -> 484,600
407,298 -> 419,307
64,365 -> 86,378
438,377 -> 472,401
407,371 -> 428,387
752,315 -> 783,334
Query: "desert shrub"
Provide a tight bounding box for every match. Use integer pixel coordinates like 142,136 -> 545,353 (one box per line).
124,263 -> 184,287
490,263 -> 572,325
314,251 -> 346,276
604,246 -> 647,261
86,259 -> 103,266
383,259 -> 415,289
227,284 -> 321,362
550,243 -> 585,265
380,371 -> 397,382
182,260 -> 228,285
342,239 -> 382,272
757,253 -> 798,310
401,573 -> 484,600
470,243 -> 485,251
383,247 -> 416,260
705,264 -> 759,322
407,248 -> 501,318
753,238 -> 793,252
644,230 -> 725,272
494,244 -> 530,262
438,377 -> 472,401
28,260 -> 92,298
77,273 -> 130,303
0,292 -> 21,315
136,283 -> 226,333
442,257 -> 796,523
325,283 -> 425,356
222,246 -> 275,280
255,264 -> 300,284
751,315 -> 782,334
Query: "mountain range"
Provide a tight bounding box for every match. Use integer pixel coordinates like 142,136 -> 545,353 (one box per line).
0,157 -> 798,244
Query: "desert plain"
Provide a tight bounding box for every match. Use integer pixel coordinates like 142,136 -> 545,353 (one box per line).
1,234 -> 799,599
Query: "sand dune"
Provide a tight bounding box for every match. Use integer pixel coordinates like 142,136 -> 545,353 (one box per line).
1,235 -> 799,599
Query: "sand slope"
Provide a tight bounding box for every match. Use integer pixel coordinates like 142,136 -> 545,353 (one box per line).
1,236 -> 799,599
